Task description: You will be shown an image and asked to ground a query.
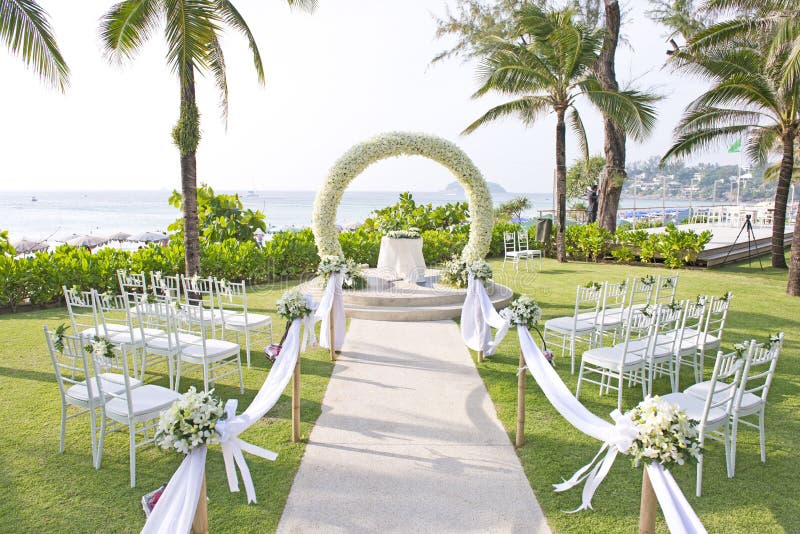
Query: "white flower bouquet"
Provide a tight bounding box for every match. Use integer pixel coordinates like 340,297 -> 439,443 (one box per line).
276,289 -> 314,321
386,228 -> 421,239
501,295 -> 542,329
317,255 -> 367,289
155,387 -> 226,454
625,396 -> 702,468
439,256 -> 492,288
85,336 -> 115,359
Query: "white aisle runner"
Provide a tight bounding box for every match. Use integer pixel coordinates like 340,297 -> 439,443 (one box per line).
277,319 -> 550,534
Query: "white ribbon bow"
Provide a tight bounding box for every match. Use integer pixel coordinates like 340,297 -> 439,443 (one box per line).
553,409 -> 639,512
216,399 -> 278,504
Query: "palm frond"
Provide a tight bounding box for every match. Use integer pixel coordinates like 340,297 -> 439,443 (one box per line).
1,0 -> 69,90
581,79 -> 660,141
207,34 -> 228,124
100,0 -> 160,64
687,73 -> 780,117
744,125 -> 780,166
676,106 -> 768,132
473,46 -> 554,97
661,124 -> 749,162
285,0 -> 316,12
568,106 -> 589,165
216,0 -> 264,84
162,0 -> 220,91
462,96 -> 551,135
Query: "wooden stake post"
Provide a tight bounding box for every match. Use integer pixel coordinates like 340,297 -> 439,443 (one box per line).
639,468 -> 657,534
515,350 -> 525,448
328,308 -> 336,361
478,350 -> 484,363
291,356 -> 301,443
192,471 -> 209,534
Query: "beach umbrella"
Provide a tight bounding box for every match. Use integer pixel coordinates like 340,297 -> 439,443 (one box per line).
128,231 -> 169,243
12,238 -> 48,254
107,231 -> 131,241
67,235 -> 107,248
55,233 -> 81,243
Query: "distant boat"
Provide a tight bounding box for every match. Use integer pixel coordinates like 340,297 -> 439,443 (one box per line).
31,196 -> 37,202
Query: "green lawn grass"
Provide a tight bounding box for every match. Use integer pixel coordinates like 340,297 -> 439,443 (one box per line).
477,256 -> 799,534
0,281 -> 334,533
1,259 -> 798,533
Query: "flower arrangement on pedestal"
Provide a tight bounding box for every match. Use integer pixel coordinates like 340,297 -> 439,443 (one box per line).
317,255 -> 367,289
311,132 -> 494,262
502,295 -> 553,365
155,387 -> 226,454
440,256 -> 492,288
386,228 -> 421,239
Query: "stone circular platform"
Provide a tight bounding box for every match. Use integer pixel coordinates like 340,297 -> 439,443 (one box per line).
297,268 -> 513,322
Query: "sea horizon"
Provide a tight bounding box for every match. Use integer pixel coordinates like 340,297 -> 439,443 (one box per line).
2,188 -> 714,242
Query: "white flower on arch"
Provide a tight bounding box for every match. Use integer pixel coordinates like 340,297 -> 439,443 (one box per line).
311,131 -> 495,262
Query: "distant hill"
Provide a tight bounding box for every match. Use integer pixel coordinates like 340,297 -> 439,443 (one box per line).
443,181 -> 507,194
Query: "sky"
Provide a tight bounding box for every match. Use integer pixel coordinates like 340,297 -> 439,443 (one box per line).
0,0 -> 740,193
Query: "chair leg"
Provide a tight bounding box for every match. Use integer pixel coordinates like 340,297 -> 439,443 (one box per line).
575,362 -> 585,399
129,423 -> 137,488
728,419 -> 738,477
245,329 -> 251,368
202,361 -> 210,392
618,368 -> 626,411
88,406 -> 98,467
696,454 -> 703,497
570,337 -> 576,375
236,355 -> 244,394
95,414 -> 106,470
759,408 -> 767,463
59,404 -> 67,454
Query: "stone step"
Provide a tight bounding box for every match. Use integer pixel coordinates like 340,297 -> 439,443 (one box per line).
344,290 -> 513,321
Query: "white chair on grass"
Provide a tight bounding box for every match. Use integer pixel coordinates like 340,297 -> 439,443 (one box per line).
641,303 -> 684,395
544,284 -> 600,374
175,304 -> 244,394
686,334 -> 783,475
517,232 -> 543,270
63,286 -> 125,339
652,274 -> 679,306
662,348 -> 744,496
150,271 -> 183,303
181,275 -> 224,336
672,299 -> 707,391
591,281 -> 627,347
502,231 -> 527,271
682,295 -> 732,383
215,279 -> 273,368
576,306 -> 651,410
117,270 -> 148,296
91,343 -> 179,487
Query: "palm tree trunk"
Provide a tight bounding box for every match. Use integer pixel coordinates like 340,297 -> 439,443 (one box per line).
556,108 -> 568,262
596,0 -> 626,233
178,64 -> 201,277
787,203 -> 800,295
771,131 -> 795,269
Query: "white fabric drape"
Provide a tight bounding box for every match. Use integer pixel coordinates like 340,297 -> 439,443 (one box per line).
141,315 -> 313,534
315,272 -> 346,351
460,275 -> 509,356
516,325 -> 706,533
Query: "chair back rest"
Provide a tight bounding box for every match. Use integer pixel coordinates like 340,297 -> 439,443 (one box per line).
647,303 -> 684,360
627,276 -> 656,310
653,274 -> 679,305
703,294 -> 731,340
177,304 -> 210,353
700,349 -> 744,429
117,270 -> 147,295
182,275 -> 217,308
63,286 -> 98,336
93,289 -> 132,337
88,342 -> 136,416
216,279 -> 247,316
150,272 -> 182,302
574,284 -> 601,324
503,232 -> 516,253
736,334 -> 783,409
618,304 -> 654,350
600,280 -> 627,314
517,232 -> 530,252
44,327 -> 93,399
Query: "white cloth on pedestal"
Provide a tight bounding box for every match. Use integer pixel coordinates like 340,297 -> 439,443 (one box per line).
376,237 -> 426,280
460,275 -> 509,356
314,272 -> 346,351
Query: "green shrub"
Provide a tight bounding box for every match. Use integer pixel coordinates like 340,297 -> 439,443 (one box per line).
421,229 -> 469,265
611,245 -> 636,264
657,225 -> 713,268
339,228 -> 382,267
565,223 -> 613,261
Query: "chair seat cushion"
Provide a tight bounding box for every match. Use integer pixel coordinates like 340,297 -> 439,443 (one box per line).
105,385 -> 180,418
79,324 -> 128,339
681,328 -> 720,347
685,382 -> 762,410
661,392 -> 728,425
66,374 -> 142,403
582,347 -> 644,370
106,329 -> 155,346
620,336 -> 674,358
181,339 -> 240,360
544,316 -> 595,334
224,313 -> 271,329
145,333 -> 201,352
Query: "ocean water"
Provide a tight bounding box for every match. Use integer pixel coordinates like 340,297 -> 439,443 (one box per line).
1,189 -> 696,242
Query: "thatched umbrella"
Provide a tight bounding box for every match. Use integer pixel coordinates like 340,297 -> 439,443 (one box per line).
12,238 -> 48,254
67,235 -> 106,248
128,231 -> 169,243
107,231 -> 131,241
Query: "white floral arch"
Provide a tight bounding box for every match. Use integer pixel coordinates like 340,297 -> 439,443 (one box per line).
312,132 -> 494,262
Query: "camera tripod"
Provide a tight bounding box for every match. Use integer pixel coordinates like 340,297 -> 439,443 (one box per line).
722,214 -> 764,270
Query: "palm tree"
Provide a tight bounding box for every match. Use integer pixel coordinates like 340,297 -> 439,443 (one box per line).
662,43 -> 799,271
100,0 -> 315,276
1,0 -> 69,89
463,4 -> 658,262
